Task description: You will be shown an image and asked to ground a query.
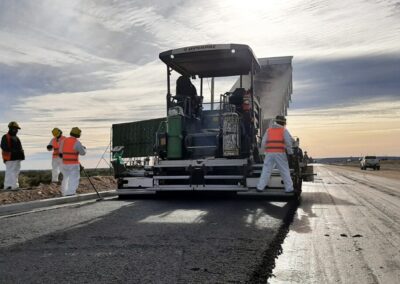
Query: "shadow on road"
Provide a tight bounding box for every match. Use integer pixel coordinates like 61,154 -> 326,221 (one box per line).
288,191 -> 356,235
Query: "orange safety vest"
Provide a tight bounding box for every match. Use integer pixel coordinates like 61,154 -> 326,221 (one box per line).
1,133 -> 12,161
52,136 -> 66,159
62,137 -> 79,165
265,128 -> 285,153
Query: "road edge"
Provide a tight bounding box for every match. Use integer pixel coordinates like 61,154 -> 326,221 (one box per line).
0,190 -> 118,216
247,199 -> 300,283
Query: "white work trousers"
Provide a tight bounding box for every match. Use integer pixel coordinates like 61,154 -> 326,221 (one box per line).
4,160 -> 21,189
51,157 -> 62,182
257,153 -> 294,192
61,164 -> 80,196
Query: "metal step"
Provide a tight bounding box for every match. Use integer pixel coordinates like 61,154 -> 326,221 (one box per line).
153,176 -> 190,180
202,129 -> 220,132
204,175 -> 244,179
186,146 -> 217,149
187,132 -> 218,138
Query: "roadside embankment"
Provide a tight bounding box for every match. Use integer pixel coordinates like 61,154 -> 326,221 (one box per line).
0,173 -> 116,205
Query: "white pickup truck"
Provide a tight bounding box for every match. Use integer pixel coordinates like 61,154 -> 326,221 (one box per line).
360,156 -> 380,170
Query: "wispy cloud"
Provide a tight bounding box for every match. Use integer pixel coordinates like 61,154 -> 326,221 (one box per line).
291,55 -> 400,108
0,0 -> 399,168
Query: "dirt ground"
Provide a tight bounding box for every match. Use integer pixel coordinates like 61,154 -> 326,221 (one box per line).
0,176 -> 116,205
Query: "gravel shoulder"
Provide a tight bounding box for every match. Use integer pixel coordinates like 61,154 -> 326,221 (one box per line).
0,176 -> 116,205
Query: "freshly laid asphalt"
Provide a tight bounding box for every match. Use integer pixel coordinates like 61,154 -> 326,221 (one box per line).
0,191 -> 296,283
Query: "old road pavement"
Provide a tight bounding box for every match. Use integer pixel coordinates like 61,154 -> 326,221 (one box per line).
271,165 -> 400,284
1,165 -> 399,283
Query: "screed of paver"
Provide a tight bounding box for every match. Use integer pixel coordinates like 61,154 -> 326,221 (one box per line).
270,165 -> 400,284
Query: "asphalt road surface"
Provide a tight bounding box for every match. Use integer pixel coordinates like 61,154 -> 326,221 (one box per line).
0,192 -> 296,283
1,164 -> 399,283
271,164 -> 400,284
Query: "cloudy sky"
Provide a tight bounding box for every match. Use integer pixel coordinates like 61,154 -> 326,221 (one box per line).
0,0 -> 399,169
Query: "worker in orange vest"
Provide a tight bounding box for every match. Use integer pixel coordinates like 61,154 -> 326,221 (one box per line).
1,121 -> 25,190
242,91 -> 252,112
59,127 -> 86,196
47,128 -> 66,183
257,115 -> 294,193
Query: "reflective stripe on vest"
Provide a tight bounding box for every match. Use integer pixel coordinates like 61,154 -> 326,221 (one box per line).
265,128 -> 285,153
52,136 -> 66,158
62,137 -> 79,164
1,134 -> 12,161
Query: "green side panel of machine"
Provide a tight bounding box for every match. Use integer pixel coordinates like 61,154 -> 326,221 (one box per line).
167,115 -> 183,159
112,118 -> 166,158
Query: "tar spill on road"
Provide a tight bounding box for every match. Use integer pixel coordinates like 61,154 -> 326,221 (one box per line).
246,199 -> 300,284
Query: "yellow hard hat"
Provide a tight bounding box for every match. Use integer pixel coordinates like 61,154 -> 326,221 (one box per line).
70,127 -> 82,137
8,121 -> 21,129
52,128 -> 62,137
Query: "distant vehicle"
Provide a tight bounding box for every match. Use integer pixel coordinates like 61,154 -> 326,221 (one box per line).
360,156 -> 380,170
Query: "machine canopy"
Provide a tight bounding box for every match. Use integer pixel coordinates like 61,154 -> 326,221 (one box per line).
159,44 -> 261,78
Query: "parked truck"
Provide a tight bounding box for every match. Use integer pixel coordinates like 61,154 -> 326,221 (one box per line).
112,44 -> 313,198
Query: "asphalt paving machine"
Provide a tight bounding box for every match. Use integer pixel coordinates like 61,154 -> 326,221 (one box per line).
112,44 -> 313,197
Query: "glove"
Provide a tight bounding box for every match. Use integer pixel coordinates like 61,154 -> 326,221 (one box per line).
47,145 -> 53,151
